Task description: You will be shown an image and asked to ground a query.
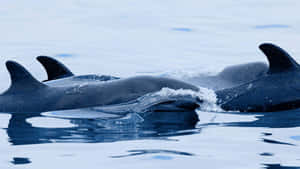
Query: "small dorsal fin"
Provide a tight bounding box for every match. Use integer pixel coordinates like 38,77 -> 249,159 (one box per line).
259,43 -> 300,74
37,56 -> 74,81
2,61 -> 47,95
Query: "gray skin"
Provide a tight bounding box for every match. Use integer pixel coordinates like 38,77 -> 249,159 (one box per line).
39,43 -> 300,113
186,62 -> 268,90
216,43 -> 300,112
38,55 -> 268,90
0,61 -> 198,113
36,56 -> 120,83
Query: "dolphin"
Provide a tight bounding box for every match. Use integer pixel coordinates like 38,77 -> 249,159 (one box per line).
186,62 -> 268,90
37,56 -> 268,90
0,60 -> 199,113
216,43 -> 300,112
36,56 -> 120,82
36,56 -> 74,81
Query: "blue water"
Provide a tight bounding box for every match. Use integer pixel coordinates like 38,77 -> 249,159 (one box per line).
254,24 -> 290,29
1,1 -> 300,169
172,28 -> 193,32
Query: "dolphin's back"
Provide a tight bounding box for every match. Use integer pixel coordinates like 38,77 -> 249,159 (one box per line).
2,61 -> 48,95
118,76 -> 199,92
219,62 -> 267,84
217,43 -> 300,112
37,56 -> 74,81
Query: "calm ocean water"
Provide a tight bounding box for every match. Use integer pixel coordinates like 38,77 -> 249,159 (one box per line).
0,1 -> 300,168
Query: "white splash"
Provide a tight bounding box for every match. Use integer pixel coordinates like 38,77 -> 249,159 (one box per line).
152,87 -> 222,112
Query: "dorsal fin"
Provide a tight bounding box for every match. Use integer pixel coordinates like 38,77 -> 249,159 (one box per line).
37,56 -> 74,81
259,43 -> 300,74
2,61 -> 47,95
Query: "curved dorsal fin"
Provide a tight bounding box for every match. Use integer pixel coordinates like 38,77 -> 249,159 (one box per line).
37,56 -> 74,81
2,61 -> 47,95
259,43 -> 300,74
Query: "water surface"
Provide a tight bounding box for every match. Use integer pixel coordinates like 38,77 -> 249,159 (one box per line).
0,0 -> 300,169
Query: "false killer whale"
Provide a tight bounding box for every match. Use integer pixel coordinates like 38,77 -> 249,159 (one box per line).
0,59 -> 199,113
216,43 -> 300,112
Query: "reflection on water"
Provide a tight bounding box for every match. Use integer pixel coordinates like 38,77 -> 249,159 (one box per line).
4,102 -> 300,168
263,164 -> 300,169
4,91 -> 203,145
5,111 -> 200,146
262,138 -> 295,146
4,105 -> 300,168
10,157 -> 31,165
197,109 -> 300,167
206,109 -> 300,128
260,152 -> 274,156
111,149 -> 194,158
